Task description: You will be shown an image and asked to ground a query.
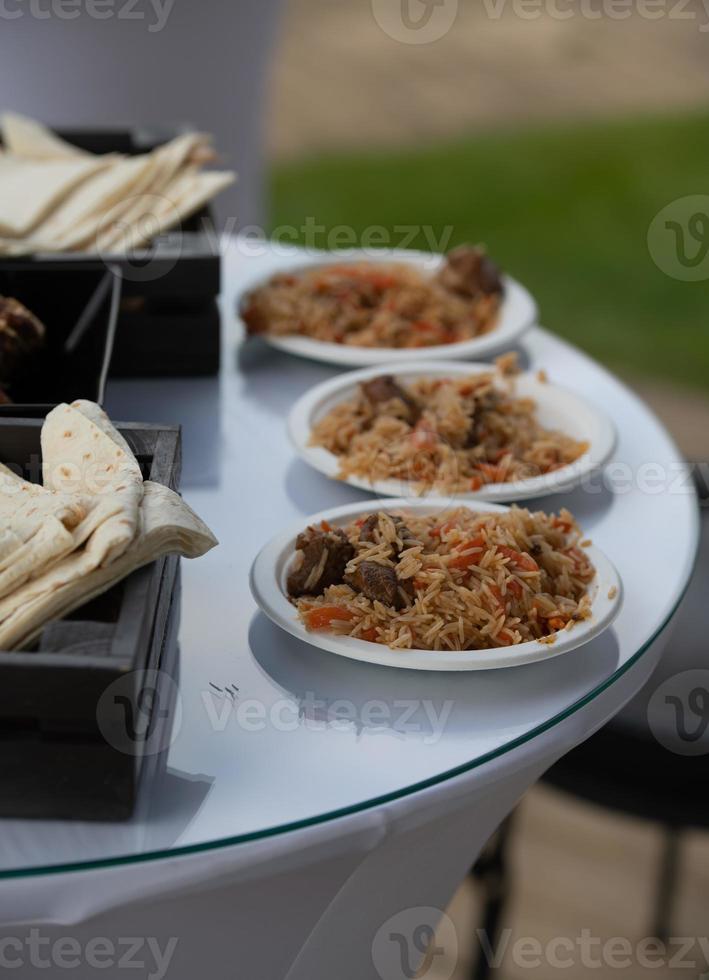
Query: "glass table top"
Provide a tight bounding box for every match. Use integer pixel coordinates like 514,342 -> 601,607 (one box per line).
0,244 -> 699,879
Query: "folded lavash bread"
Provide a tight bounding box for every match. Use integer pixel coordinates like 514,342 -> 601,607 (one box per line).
91,133 -> 218,252
42,400 -> 144,566
1,112 -> 92,160
0,458 -> 136,583
0,462 -> 88,541
103,168 -> 235,252
67,399 -> 134,454
0,463 -> 91,599
0,154 -> 110,238
21,155 -> 157,251
0,480 -> 217,650
0,114 -> 233,255
0,440 -> 128,600
0,402 -> 217,649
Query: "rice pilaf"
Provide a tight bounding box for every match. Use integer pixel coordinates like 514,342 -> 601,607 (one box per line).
241,246 -> 503,348
310,371 -> 588,493
288,508 -> 595,652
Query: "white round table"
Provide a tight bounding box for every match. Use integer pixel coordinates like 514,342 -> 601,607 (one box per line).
0,241 -> 699,980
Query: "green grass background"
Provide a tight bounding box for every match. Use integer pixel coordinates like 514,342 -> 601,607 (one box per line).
270,110 -> 709,393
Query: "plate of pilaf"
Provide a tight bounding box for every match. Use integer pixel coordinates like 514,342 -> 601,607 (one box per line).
239,246 -> 537,366
288,359 -> 617,502
249,499 -> 622,671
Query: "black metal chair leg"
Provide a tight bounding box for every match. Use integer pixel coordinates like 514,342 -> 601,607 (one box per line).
469,813 -> 515,980
653,827 -> 680,943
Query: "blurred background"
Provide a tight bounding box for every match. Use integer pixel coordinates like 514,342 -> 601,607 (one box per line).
263,2 -> 709,977
266,0 -> 709,462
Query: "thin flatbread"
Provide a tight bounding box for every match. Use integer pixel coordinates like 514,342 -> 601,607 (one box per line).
19,155 -> 153,250
0,114 -> 235,255
42,402 -> 144,566
0,516 -> 74,601
0,465 -> 89,597
93,134 -> 217,251
0,460 -> 130,590
110,170 -> 235,251
0,481 -> 218,649
0,155 -> 108,237
0,464 -> 88,543
1,113 -> 91,160
69,399 -> 133,455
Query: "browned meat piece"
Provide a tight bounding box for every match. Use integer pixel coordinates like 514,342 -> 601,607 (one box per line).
358,514 -> 380,543
0,297 -> 45,383
396,520 -> 419,552
345,561 -> 403,609
462,391 -> 500,449
360,375 -> 420,424
437,246 -> 503,298
240,296 -> 269,336
463,416 -> 484,450
359,513 -> 417,553
287,526 -> 354,597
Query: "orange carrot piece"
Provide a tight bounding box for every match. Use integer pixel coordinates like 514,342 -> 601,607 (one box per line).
548,617 -> 567,631
478,462 -> 507,484
305,607 -> 355,630
497,546 -> 539,572
449,536 -> 486,569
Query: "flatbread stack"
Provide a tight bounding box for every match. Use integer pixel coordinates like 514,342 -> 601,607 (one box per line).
0,400 -> 217,650
0,113 -> 235,256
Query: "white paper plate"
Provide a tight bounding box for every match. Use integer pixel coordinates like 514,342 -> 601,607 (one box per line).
239,248 -> 537,367
288,361 -> 617,503
249,498 -> 623,671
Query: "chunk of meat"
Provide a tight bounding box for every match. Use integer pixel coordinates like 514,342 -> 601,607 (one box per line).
358,513 -> 418,553
394,518 -> 419,553
287,526 -> 354,597
240,296 -> 269,335
462,422 -> 479,450
360,375 -> 421,424
437,246 -> 503,298
0,296 -> 46,383
358,514 -> 380,543
345,561 -> 403,609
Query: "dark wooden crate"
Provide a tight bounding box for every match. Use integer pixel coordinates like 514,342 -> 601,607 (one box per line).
108,295 -> 221,378
61,128 -> 221,378
0,262 -> 120,416
2,126 -> 221,378
0,419 -> 183,821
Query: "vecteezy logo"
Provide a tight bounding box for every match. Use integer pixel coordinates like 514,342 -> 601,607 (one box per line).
97,668 -> 182,757
647,670 -> 709,756
647,195 -> 709,282
372,907 -> 457,980
371,0 -> 458,44
666,213 -> 709,269
95,192 -> 183,283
